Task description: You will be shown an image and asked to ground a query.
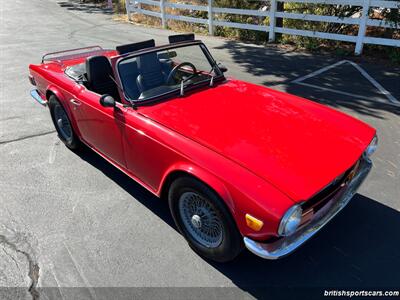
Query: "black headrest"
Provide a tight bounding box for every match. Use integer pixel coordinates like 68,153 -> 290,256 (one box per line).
85,56 -> 120,100
137,52 -> 160,69
116,39 -> 155,55
85,56 -> 113,85
168,33 -> 195,44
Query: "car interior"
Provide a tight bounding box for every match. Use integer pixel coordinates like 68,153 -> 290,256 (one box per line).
65,39 -> 180,101
65,35 -> 215,102
65,40 -> 150,101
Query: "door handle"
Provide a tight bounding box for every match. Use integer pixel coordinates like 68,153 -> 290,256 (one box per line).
70,99 -> 81,107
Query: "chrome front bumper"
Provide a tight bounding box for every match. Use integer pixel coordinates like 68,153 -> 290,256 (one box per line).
30,89 -> 47,106
244,156 -> 372,260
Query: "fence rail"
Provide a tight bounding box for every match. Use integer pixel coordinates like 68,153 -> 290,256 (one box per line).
125,0 -> 400,55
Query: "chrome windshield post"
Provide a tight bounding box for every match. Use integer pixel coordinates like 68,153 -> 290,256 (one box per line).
180,80 -> 184,96
209,75 -> 214,87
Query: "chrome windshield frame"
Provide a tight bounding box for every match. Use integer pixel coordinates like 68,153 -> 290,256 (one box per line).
116,41 -> 225,105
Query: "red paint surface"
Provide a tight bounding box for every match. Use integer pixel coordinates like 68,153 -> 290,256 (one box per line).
29,48 -> 375,240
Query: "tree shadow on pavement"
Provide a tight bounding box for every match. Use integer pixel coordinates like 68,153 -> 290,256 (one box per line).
75,146 -> 400,298
217,40 -> 400,118
214,41 -> 331,81
57,0 -> 113,15
285,84 -> 400,119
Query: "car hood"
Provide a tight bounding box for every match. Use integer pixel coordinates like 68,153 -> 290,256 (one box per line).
139,79 -> 375,201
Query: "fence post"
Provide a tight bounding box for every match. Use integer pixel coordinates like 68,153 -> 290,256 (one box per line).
268,0 -> 277,42
125,0 -> 132,21
160,0 -> 167,29
355,0 -> 370,55
208,0 -> 214,35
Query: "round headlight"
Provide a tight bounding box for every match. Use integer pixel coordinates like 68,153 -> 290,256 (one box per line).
365,135 -> 378,158
278,204 -> 303,236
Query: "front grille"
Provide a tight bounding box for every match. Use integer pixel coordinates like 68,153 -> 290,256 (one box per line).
301,159 -> 360,221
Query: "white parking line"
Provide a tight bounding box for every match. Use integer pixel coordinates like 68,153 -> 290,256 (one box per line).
48,138 -> 60,164
294,82 -> 374,101
292,60 -> 399,104
347,60 -> 398,104
292,60 -> 348,84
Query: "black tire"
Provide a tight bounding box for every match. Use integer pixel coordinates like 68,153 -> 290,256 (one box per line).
168,176 -> 243,262
48,95 -> 80,150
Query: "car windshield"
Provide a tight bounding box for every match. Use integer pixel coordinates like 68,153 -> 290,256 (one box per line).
118,43 -> 222,102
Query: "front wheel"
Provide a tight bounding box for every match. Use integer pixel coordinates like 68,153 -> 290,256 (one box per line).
168,177 -> 243,262
48,95 -> 80,150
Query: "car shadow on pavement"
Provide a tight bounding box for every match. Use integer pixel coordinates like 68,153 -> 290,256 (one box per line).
75,145 -> 177,230
217,40 -> 400,118
75,145 -> 400,297
210,193 -> 400,298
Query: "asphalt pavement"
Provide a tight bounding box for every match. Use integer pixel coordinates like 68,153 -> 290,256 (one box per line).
0,0 -> 399,299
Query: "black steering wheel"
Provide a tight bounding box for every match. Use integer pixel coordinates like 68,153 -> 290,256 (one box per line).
166,62 -> 197,85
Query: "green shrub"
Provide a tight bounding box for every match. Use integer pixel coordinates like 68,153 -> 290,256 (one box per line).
104,0 -> 399,62
388,48 -> 400,64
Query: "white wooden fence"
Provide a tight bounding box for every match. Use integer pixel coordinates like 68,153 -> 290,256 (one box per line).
125,0 -> 400,55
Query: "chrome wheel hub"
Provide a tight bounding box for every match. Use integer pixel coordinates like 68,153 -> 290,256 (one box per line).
191,214 -> 202,229
178,192 -> 223,248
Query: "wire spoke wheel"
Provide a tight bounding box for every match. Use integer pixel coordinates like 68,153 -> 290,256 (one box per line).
178,192 -> 223,248
54,104 -> 72,141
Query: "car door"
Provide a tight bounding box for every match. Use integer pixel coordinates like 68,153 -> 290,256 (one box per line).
70,89 -> 126,167
116,106 -> 182,193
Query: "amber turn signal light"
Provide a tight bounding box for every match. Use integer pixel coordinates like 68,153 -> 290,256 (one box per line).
245,214 -> 264,231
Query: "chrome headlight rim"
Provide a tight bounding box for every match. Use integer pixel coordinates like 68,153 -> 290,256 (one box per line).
278,204 -> 303,237
365,135 -> 378,158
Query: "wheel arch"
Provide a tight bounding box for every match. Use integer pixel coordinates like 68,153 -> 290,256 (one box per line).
159,163 -> 236,215
46,85 -> 82,139
46,85 -> 66,102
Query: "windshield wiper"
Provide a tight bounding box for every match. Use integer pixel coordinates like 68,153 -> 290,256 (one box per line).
179,64 -> 219,96
180,77 -> 198,96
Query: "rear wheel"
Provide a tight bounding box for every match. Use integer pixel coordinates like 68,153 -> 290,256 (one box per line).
48,95 -> 80,150
168,176 -> 243,262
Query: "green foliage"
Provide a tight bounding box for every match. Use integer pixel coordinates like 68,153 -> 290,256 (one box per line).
388,48 -> 400,64
99,0 -> 399,62
113,0 -> 127,13
213,0 -> 268,42
381,8 -> 400,26
334,47 -> 352,57
281,2 -> 399,61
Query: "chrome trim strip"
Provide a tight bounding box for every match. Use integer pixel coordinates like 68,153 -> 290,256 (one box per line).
244,156 -> 372,260
30,89 -> 47,107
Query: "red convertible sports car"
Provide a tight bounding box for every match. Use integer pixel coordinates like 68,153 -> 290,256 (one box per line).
29,34 -> 377,262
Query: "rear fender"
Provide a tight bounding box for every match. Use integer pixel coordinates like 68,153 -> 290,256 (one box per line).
46,84 -> 82,138
46,85 -> 66,103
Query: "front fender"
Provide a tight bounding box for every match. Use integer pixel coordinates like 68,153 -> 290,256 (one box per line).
159,160 -> 295,240
159,162 -> 236,215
